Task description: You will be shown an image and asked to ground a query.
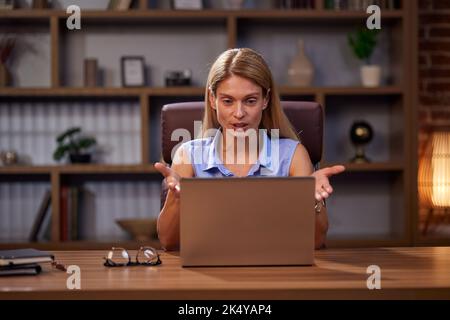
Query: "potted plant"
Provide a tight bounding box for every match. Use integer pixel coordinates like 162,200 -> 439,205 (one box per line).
0,36 -> 16,87
348,28 -> 381,87
53,127 -> 97,164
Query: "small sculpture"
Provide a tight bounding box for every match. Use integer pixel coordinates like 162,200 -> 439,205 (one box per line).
350,120 -> 373,163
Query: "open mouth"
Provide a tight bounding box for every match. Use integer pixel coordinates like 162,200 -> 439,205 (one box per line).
231,123 -> 248,131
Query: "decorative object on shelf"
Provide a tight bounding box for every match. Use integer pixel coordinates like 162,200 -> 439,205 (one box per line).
0,36 -> 15,87
349,120 -> 373,163
418,126 -> 450,236
165,69 -> 192,86
274,0 -> 315,9
32,0 -> 48,9
53,127 -> 97,164
108,0 -> 132,10
348,28 -> 381,87
116,218 -> 158,241
172,0 -> 203,10
287,39 -> 314,87
121,56 -> 146,87
0,0 -> 14,10
0,150 -> 19,166
223,0 -> 244,10
84,58 -> 98,87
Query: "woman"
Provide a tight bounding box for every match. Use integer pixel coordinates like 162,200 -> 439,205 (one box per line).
155,48 -> 345,251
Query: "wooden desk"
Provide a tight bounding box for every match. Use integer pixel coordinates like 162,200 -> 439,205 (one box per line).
1,247 -> 450,299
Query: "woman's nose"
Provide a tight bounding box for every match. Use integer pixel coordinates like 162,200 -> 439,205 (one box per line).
234,102 -> 245,118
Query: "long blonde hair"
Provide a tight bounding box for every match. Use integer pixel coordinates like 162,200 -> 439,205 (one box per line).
203,48 -> 299,141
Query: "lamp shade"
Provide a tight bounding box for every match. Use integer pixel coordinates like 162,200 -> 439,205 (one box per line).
418,127 -> 450,208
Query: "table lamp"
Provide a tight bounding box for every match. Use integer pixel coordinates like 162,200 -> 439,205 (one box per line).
418,126 -> 450,235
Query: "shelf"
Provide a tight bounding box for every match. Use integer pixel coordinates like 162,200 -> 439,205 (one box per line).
0,164 -> 159,175
0,1 -> 419,249
0,87 -> 205,97
0,86 -> 404,97
323,162 -> 405,172
0,9 -> 406,20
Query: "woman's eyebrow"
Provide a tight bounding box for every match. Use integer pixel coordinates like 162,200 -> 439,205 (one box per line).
218,92 -> 260,98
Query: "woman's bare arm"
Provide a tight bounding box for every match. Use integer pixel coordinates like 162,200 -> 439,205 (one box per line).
289,144 -> 329,250
155,146 -> 194,251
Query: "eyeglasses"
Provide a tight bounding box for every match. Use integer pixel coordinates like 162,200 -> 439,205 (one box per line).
51,260 -> 67,272
103,247 -> 162,267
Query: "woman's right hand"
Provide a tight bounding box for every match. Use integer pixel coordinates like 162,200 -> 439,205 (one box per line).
154,162 -> 181,199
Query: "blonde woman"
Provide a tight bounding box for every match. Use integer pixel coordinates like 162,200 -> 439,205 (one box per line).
155,48 -> 345,251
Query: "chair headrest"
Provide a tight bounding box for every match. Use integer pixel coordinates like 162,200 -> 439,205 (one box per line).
161,101 -> 323,166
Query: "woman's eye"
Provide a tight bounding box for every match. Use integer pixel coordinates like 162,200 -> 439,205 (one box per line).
246,99 -> 257,105
222,99 -> 233,105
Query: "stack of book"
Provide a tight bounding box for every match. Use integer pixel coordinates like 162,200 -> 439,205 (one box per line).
0,249 -> 54,276
324,0 -> 401,10
273,0 -> 316,10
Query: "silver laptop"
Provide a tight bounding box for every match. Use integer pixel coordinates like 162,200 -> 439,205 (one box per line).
180,177 -> 315,267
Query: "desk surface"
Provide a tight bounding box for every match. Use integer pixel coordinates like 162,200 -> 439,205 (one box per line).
1,247 -> 450,299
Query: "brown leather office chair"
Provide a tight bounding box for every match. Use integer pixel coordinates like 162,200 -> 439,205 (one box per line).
159,101 -> 323,207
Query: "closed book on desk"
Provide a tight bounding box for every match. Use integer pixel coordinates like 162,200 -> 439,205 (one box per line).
0,263 -> 42,276
0,249 -> 54,266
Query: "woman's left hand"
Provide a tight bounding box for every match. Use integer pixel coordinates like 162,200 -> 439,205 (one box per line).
311,165 -> 346,201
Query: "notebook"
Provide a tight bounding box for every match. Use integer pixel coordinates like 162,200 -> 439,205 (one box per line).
0,249 -> 54,266
0,263 -> 42,276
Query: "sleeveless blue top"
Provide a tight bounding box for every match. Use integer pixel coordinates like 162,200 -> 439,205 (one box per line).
180,129 -> 299,177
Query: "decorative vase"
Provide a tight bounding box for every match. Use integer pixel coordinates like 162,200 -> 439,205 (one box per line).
288,39 -> 314,87
361,65 -> 381,87
69,153 -> 92,164
0,63 -> 11,87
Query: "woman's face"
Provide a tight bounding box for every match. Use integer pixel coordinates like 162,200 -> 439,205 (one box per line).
209,75 -> 269,134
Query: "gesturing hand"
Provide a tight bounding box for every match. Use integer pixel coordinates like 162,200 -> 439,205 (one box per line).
311,165 -> 346,202
154,162 -> 181,199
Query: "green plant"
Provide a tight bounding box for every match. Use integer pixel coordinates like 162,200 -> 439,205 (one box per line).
53,127 -> 97,161
348,28 -> 380,65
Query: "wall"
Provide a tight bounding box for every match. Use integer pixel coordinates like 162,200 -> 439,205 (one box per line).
418,0 -> 450,235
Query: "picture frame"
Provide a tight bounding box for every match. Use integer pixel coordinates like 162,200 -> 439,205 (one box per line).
121,56 -> 146,87
172,0 -> 203,10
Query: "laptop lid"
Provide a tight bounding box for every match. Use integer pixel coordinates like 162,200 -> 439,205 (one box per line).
180,177 -> 315,267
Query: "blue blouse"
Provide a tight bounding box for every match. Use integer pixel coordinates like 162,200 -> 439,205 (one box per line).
180,129 -> 299,177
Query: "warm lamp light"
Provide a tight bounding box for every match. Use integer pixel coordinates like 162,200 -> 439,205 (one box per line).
418,127 -> 450,235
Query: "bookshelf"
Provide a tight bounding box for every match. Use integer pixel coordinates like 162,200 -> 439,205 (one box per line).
0,0 -> 422,249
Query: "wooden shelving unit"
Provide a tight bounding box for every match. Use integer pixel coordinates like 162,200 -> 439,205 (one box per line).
0,0 -> 423,249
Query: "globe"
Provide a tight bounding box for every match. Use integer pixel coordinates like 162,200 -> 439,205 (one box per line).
350,121 -> 373,145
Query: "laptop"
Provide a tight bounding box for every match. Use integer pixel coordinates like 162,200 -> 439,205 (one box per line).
180,177 -> 315,267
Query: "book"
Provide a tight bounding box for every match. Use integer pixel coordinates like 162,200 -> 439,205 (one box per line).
0,249 -> 54,267
60,186 -> 69,241
108,0 -> 132,10
28,190 -> 51,242
0,263 -> 42,276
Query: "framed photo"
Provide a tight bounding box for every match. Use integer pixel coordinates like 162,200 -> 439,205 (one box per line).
121,56 -> 146,87
172,0 -> 203,10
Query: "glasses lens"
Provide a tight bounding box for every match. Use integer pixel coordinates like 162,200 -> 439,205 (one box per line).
137,247 -> 158,264
108,247 -> 130,265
